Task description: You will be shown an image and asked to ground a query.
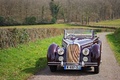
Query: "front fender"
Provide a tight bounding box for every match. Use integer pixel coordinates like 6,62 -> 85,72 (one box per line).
91,44 -> 101,59
47,43 -> 58,62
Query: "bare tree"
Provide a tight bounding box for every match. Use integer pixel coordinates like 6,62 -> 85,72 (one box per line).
0,0 -> 120,25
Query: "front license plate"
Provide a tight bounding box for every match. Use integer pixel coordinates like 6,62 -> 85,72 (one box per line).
64,65 -> 81,70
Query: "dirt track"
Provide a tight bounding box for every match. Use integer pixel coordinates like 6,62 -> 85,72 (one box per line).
28,32 -> 120,80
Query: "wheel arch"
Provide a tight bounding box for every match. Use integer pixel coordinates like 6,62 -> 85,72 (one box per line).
47,43 -> 59,62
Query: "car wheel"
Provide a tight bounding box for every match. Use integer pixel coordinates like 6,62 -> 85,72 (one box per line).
49,66 -> 57,72
94,66 -> 99,74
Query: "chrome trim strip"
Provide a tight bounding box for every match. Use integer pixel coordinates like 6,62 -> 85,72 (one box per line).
48,62 -> 98,66
81,43 -> 93,48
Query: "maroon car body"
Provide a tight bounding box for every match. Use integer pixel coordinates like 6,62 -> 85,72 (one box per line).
47,29 -> 102,74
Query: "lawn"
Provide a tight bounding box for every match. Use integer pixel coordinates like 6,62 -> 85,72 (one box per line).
0,35 -> 63,80
0,24 -> 83,29
90,19 -> 120,28
0,19 -> 120,29
0,23 -> 103,30
0,23 -> 115,33
106,28 -> 120,65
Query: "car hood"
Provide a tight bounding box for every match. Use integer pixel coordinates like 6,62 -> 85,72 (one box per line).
63,38 -> 93,46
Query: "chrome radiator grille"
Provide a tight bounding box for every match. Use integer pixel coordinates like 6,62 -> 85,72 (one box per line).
67,44 -> 80,63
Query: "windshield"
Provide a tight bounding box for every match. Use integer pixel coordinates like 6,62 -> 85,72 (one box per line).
64,29 -> 93,39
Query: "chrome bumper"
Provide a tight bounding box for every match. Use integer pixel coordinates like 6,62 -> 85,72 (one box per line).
48,61 -> 98,67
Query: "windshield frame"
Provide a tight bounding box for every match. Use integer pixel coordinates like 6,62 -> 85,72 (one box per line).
64,29 -> 94,39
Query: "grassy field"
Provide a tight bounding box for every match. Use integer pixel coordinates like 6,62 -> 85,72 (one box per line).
1,19 -> 120,30
0,23 -> 114,29
0,24 -> 83,29
0,23 -> 115,33
106,28 -> 120,65
0,35 -> 62,80
90,19 -> 120,27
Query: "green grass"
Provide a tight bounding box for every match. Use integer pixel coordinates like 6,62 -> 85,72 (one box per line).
0,23 -> 114,32
0,24 -> 83,29
106,31 -> 120,65
1,19 -> 120,28
0,35 -> 63,80
90,19 -> 120,27
0,23 -> 110,29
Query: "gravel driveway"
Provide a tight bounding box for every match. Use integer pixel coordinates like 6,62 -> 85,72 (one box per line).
28,32 -> 120,80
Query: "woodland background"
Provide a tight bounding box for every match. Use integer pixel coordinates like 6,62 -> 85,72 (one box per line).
0,0 -> 120,26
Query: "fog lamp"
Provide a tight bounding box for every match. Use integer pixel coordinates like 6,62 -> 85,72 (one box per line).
83,57 -> 88,62
58,56 -> 64,61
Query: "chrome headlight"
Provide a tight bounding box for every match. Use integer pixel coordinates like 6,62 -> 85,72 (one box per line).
82,48 -> 89,56
58,48 -> 64,55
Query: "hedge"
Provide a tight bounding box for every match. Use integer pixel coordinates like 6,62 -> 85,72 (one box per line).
0,28 -> 63,49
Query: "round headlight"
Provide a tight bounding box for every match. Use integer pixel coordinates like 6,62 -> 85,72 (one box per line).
58,48 -> 64,55
83,57 -> 88,62
58,56 -> 64,61
82,48 -> 89,56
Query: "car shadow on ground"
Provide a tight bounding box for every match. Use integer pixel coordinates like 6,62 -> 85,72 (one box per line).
35,66 -> 96,76
22,57 -> 47,74
22,57 -> 96,76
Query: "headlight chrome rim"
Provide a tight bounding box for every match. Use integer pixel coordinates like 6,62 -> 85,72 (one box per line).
82,48 -> 89,56
83,57 -> 88,62
58,56 -> 64,61
58,48 -> 64,55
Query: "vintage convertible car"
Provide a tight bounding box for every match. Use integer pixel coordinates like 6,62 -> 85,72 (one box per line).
47,29 -> 102,74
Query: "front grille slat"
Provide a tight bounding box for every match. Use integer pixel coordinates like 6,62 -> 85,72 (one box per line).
67,44 -> 80,63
